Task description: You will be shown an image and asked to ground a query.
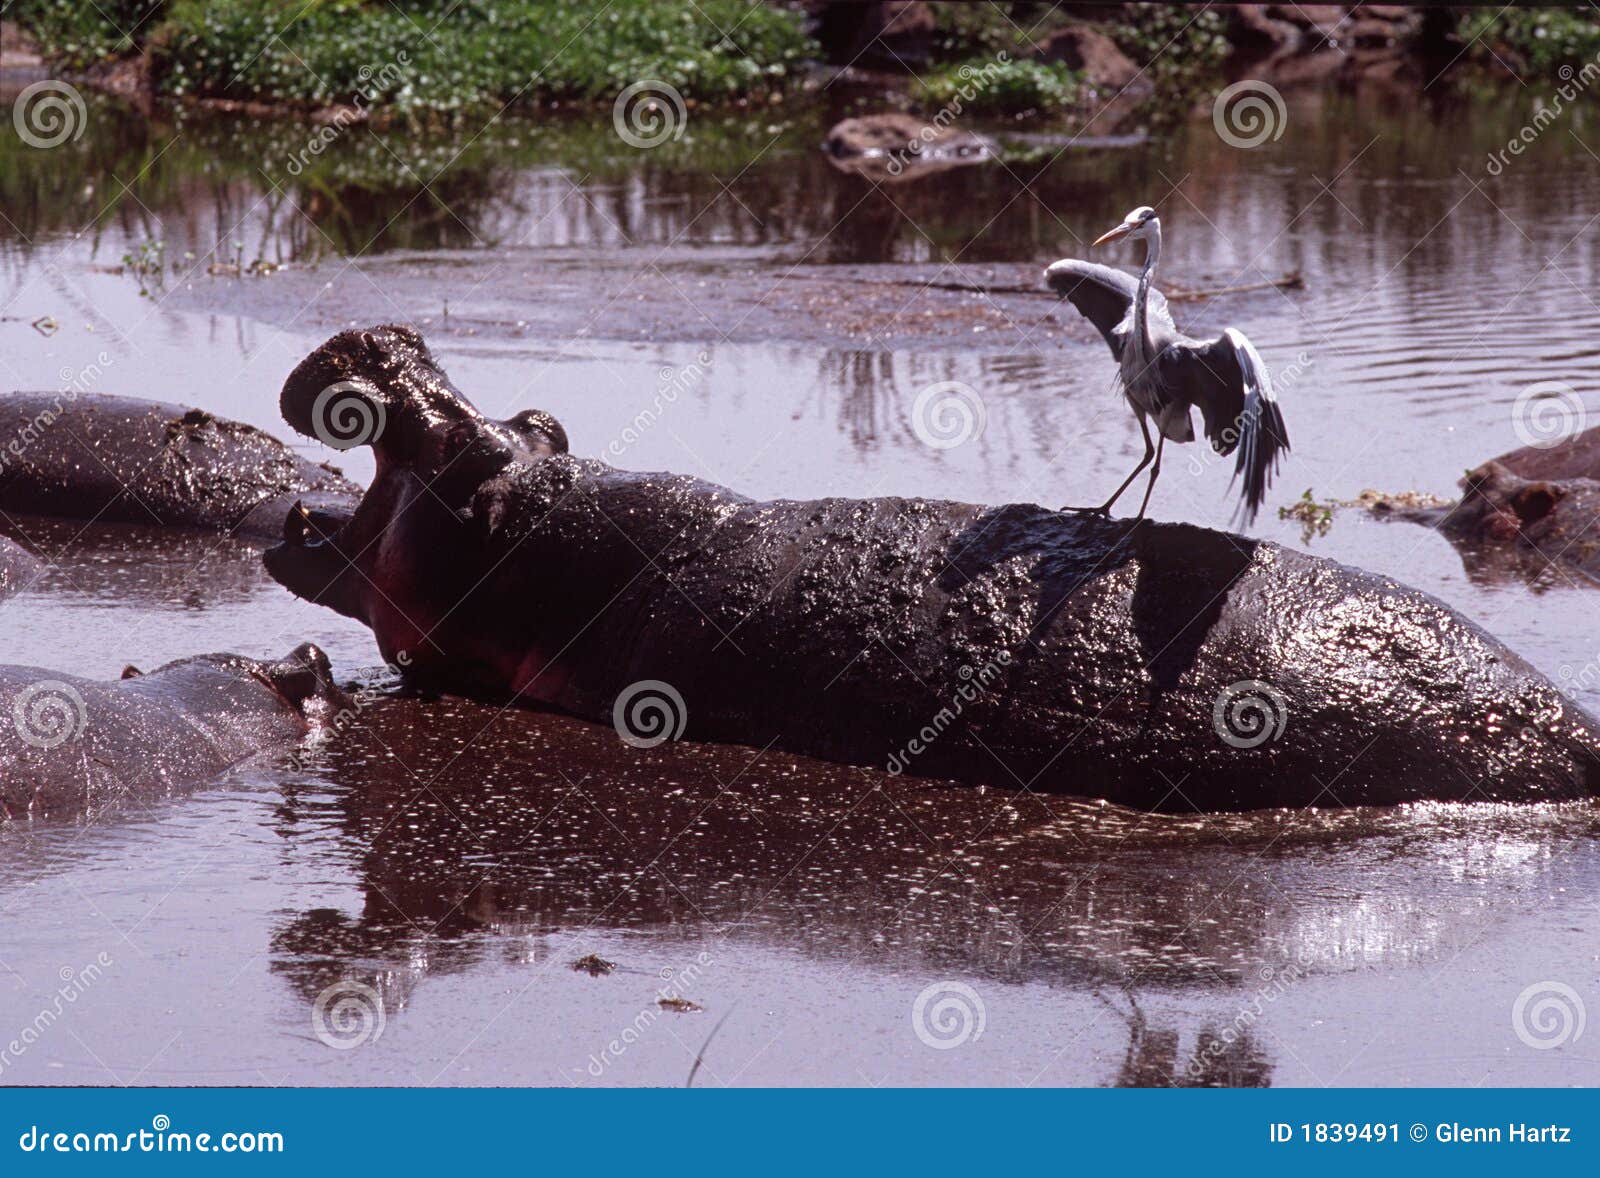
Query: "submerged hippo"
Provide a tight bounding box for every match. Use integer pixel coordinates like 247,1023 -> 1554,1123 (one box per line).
0,393 -> 360,540
0,536 -> 40,602
0,391 -> 566,544
264,326 -> 1600,811
1369,424 -> 1600,584
0,643 -> 348,822
822,113 -> 995,182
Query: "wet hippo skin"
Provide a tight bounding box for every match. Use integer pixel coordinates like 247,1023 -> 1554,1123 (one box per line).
0,643 -> 348,822
265,325 -> 1600,811
0,393 -> 360,540
1369,424 -> 1600,584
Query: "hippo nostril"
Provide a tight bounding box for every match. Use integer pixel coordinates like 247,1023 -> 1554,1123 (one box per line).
1511,483 -> 1562,525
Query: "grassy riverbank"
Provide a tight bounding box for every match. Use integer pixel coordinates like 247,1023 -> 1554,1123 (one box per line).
10,0 -> 817,113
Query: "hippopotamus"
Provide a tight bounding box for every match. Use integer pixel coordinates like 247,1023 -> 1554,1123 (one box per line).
822,113 -> 995,182
0,393 -> 360,540
0,391 -> 566,545
1367,424 -> 1600,584
0,643 -> 348,822
0,536 -> 40,602
263,326 -> 1600,812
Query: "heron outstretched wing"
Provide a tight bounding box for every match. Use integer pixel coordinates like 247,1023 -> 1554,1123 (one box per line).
1044,260 -> 1172,361
1158,328 -> 1290,523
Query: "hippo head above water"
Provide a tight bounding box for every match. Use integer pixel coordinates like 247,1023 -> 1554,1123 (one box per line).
265,324 -> 568,634
119,641 -> 353,728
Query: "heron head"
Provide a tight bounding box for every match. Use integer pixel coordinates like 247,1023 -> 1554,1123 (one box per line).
1093,206 -> 1159,247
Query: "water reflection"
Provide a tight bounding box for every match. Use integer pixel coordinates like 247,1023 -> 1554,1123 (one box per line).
258,693 -> 1600,1076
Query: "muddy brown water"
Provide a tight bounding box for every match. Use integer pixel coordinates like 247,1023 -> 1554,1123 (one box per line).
2,80 -> 1599,1086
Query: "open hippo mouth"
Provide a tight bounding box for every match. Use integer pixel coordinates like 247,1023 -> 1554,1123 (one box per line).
263,325 -> 567,625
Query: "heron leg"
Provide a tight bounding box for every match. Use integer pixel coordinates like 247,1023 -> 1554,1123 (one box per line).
1132,432 -> 1166,522
1066,416 -> 1155,515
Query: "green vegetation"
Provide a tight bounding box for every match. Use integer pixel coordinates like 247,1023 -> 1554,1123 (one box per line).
1107,4 -> 1230,82
1461,8 -> 1600,74
922,2 -> 1229,124
11,0 -> 816,113
915,57 -> 1081,117
9,0 -> 165,71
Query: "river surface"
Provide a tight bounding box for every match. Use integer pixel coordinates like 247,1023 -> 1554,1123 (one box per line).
2,70 -> 1599,1087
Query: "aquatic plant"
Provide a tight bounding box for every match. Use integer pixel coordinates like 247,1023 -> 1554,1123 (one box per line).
915,57 -> 1082,118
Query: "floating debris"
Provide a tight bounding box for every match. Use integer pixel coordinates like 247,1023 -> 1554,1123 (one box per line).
658,996 -> 703,1013
571,953 -> 617,976
31,315 -> 58,336
1279,489 -> 1334,540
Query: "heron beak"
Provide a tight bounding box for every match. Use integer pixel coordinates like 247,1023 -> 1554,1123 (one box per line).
1093,222 -> 1135,247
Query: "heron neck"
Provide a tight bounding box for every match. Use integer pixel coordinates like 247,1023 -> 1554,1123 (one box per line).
1135,223 -> 1161,345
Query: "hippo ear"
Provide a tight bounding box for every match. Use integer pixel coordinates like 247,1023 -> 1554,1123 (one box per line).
120,665 -> 143,679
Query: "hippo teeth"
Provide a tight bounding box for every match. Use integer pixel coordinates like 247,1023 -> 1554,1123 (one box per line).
284,501 -> 312,547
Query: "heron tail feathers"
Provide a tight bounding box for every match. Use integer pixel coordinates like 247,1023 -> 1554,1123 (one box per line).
1224,328 -> 1290,527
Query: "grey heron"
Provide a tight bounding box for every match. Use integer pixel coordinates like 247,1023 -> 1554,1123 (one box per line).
1045,205 -> 1290,524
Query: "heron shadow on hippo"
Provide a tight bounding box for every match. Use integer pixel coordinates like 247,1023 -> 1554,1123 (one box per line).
258,324 -> 1600,812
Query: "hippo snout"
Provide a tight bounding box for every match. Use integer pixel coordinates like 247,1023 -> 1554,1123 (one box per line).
262,642 -> 352,718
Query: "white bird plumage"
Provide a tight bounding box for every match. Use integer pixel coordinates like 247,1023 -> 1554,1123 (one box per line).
1045,205 -> 1290,525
